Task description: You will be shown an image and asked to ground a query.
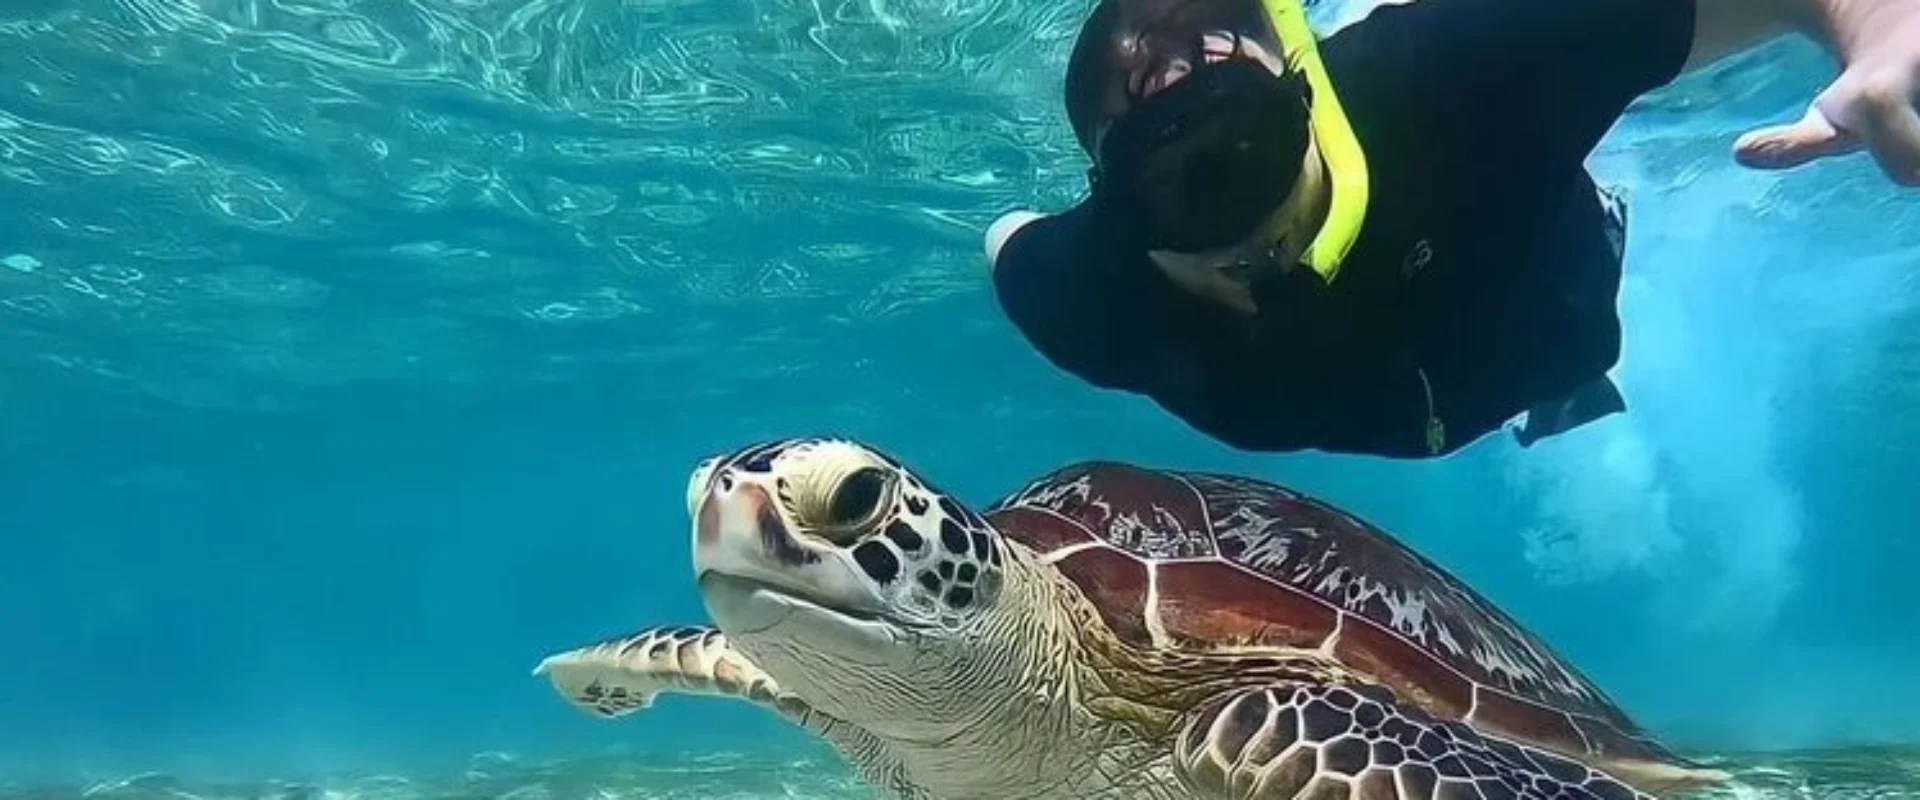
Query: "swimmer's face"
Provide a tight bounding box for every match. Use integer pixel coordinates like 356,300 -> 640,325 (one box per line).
1132,32 -> 1285,104
1091,31 -> 1288,155
1095,33 -> 1316,315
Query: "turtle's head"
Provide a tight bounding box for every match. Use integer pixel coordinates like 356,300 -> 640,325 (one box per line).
686,438 -> 1018,724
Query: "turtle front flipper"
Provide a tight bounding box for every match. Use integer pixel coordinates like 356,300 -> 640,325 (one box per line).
534,626 -> 918,798
1174,684 -> 1653,800
532,625 -> 810,723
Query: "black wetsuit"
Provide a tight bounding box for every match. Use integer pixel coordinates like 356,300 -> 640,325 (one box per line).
992,0 -> 1698,458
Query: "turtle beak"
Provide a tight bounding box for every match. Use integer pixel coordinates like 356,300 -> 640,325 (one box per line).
689,467 -> 882,620
691,475 -> 803,578
686,455 -> 722,518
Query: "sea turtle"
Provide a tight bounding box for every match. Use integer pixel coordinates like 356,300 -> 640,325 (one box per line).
535,437 -> 1727,799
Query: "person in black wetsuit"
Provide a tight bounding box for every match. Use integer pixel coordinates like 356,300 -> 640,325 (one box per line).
985,0 -> 1920,459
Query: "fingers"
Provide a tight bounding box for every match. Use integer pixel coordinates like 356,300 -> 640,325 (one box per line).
1736,71 -> 1920,187
1734,105 -> 1860,169
1849,76 -> 1920,187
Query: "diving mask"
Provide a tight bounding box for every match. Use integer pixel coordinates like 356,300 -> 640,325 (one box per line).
1092,57 -> 1313,256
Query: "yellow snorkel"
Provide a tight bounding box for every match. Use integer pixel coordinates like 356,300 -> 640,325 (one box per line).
1260,0 -> 1368,282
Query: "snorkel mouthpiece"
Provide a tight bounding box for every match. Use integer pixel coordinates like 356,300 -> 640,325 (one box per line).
1094,58 -> 1312,254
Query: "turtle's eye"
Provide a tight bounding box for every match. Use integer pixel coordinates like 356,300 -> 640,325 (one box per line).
827,467 -> 891,529
788,448 -> 897,546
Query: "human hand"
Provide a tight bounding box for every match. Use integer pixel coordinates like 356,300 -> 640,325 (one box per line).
1733,2 -> 1920,187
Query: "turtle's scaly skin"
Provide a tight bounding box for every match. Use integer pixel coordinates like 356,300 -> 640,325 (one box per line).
535,626 -> 786,717
538,438 -> 1725,800
534,626 -> 914,796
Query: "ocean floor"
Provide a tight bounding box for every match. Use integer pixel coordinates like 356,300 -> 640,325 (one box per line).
8,747 -> 1919,800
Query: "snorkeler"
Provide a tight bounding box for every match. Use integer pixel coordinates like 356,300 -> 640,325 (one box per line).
985,0 -> 1920,459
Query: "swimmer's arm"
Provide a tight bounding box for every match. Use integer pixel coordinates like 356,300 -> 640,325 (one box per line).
985,210 -> 1151,391
983,212 -> 1038,271
989,213 -> 1433,455
1165,362 -> 1436,458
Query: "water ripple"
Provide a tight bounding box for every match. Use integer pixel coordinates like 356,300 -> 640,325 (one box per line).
0,0 -> 1904,414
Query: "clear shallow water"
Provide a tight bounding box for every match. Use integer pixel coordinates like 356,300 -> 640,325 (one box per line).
9,747 -> 1920,800
2,0 -> 1919,792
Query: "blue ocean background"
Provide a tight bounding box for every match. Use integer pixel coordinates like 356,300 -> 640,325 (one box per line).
2,0 -> 1918,793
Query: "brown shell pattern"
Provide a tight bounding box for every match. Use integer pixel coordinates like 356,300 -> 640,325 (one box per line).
984,461 -> 1682,769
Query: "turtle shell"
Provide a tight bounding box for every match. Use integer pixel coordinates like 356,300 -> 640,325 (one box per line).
984,460 -> 1681,771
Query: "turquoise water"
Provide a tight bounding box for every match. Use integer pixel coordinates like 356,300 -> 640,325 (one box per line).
2,0 -> 1919,796
8,747 -> 1920,800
